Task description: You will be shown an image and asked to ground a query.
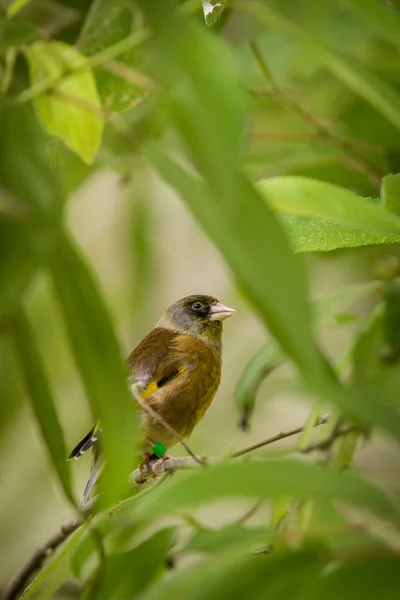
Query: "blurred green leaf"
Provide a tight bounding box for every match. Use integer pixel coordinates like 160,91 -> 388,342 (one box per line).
183,523 -> 271,555
382,173 -> 400,216
129,183 -> 158,338
71,521 -> 111,579
235,339 -> 282,428
0,104 -> 62,218
346,0 -> 400,50
21,524 -> 88,600
0,220 -> 41,317
313,282 -> 378,330
25,41 -> 103,163
309,555 -> 400,600
138,549 -> 323,600
83,528 -> 174,600
247,2 -> 400,132
0,14 -> 39,49
79,0 -> 146,112
381,278 -> 400,363
258,177 -> 400,236
12,309 -> 75,505
49,233 -> 139,508
0,104 -> 61,315
236,281 -> 378,422
6,0 -> 33,18
134,459 -> 398,522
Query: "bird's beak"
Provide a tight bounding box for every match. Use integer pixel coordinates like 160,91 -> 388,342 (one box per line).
209,302 -> 236,321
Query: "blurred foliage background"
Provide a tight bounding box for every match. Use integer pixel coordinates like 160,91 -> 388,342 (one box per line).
1,0 -> 400,598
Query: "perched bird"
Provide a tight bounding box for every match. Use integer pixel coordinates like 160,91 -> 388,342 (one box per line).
69,294 -> 235,500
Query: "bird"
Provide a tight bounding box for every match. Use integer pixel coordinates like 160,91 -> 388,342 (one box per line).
68,294 -> 235,501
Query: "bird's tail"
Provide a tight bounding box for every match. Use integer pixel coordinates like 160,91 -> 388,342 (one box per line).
68,423 -> 103,504
68,423 -> 100,460
82,453 -> 104,505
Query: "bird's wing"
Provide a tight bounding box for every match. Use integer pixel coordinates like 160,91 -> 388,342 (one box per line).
127,327 -> 192,399
69,328 -> 204,461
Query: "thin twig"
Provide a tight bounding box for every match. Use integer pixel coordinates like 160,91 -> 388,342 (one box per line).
301,425 -> 358,454
236,500 -> 264,525
251,131 -> 382,151
249,42 -> 383,189
104,61 -> 156,91
131,383 -> 204,465
50,89 -> 125,126
231,413 -> 328,459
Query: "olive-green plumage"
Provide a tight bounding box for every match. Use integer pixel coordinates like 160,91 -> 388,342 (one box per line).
69,295 -> 234,499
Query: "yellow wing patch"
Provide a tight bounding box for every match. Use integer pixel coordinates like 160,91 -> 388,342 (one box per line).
141,364 -> 187,400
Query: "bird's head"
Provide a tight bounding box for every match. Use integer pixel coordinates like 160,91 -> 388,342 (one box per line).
159,295 -> 235,347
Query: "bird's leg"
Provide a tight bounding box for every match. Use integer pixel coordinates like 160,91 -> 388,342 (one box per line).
138,452 -> 154,474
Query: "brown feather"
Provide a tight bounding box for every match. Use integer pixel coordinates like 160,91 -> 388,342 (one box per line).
127,327 -> 222,451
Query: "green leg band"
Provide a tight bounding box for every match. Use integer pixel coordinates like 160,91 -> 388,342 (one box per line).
152,442 -> 167,458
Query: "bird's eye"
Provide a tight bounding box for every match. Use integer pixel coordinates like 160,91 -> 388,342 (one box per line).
192,302 -> 203,310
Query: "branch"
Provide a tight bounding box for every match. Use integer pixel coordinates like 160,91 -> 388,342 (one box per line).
103,61 -> 156,92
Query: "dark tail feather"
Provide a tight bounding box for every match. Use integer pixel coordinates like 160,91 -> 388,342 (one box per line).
68,425 -> 99,460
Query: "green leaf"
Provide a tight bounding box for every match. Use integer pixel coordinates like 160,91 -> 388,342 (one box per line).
25,41 -> 103,164
203,1 -> 229,27
21,524 -> 88,600
83,528 -> 174,600
79,0 -> 146,112
279,214 -> 400,253
258,177 -> 400,236
134,459 -> 398,522
382,173 -> 400,217
309,555 -> 400,600
12,309 -> 75,505
49,233 -> 139,508
246,2 -> 400,132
